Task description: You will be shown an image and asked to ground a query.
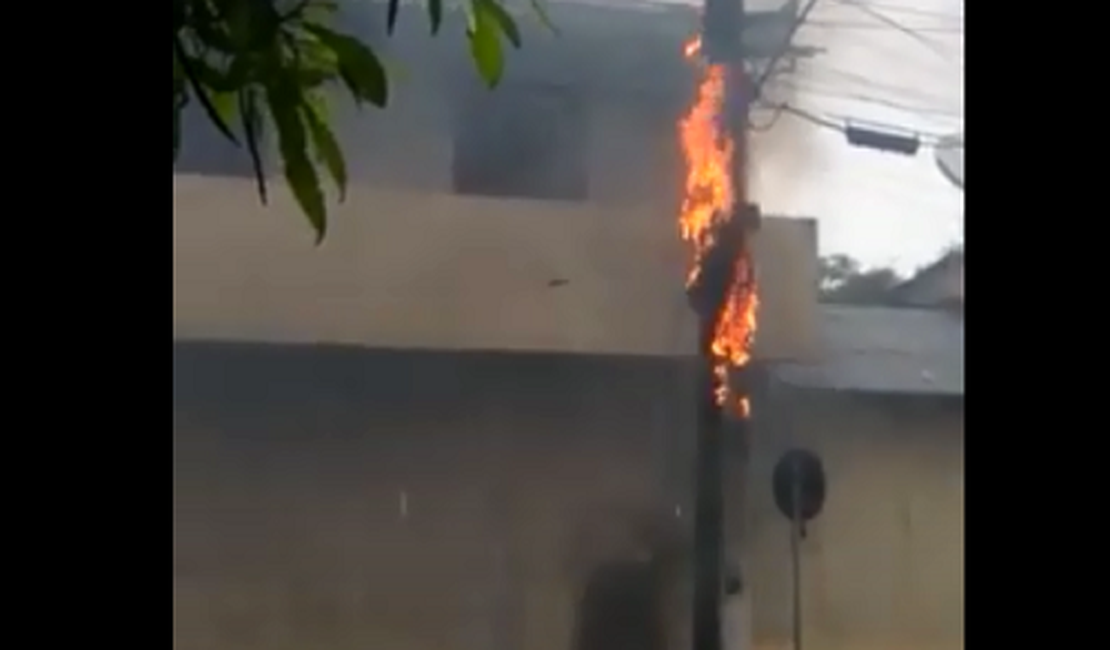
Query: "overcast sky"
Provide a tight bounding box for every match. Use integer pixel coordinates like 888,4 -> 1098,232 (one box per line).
749,0 -> 964,275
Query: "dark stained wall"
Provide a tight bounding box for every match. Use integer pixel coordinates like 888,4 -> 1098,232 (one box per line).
173,341 -> 707,650
173,343 -> 962,650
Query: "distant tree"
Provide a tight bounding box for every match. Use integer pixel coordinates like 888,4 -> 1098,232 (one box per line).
818,254 -> 903,305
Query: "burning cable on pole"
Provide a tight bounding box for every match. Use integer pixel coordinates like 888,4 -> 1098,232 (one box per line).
678,19 -> 759,650
678,34 -> 760,417
684,204 -> 758,650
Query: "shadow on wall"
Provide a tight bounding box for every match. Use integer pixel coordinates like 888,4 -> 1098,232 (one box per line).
572,506 -> 690,650
173,341 -> 696,441
575,560 -> 666,650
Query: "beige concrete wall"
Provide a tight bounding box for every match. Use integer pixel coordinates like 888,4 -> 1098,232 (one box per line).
747,387 -> 964,650
173,174 -> 818,360
173,343 -> 701,650
173,344 -> 961,650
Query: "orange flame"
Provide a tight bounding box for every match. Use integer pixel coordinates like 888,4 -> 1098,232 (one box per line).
678,36 -> 759,418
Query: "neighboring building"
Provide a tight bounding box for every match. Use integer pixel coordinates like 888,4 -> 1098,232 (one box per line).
889,249 -> 964,309
746,305 -> 964,650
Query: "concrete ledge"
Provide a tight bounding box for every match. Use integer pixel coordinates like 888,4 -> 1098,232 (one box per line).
173,174 -> 817,359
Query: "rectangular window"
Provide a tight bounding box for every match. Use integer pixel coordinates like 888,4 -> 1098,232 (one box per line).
452,83 -> 588,201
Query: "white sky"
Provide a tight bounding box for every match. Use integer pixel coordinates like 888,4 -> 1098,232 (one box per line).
749,0 -> 964,275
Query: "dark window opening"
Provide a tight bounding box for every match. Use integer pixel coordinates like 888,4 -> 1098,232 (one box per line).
452,84 -> 588,201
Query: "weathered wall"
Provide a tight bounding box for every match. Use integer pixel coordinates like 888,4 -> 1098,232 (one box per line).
173,342 -> 715,650
173,175 -> 819,360
173,343 -> 962,650
746,385 -> 964,650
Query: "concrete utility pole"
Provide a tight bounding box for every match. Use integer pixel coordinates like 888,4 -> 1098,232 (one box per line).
686,215 -> 746,650
689,3 -> 751,649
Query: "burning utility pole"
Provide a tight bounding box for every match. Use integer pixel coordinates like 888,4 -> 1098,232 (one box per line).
686,212 -> 754,650
679,0 -> 758,649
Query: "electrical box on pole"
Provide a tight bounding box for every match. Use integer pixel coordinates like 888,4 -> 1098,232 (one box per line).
844,124 -> 921,156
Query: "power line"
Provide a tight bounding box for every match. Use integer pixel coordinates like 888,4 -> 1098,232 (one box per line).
750,103 -> 788,131
752,0 -> 825,101
744,1 -> 961,151
805,19 -> 962,33
834,0 -> 960,63
752,0 -> 963,105
800,64 -> 961,106
773,103 -> 949,147
825,0 -> 964,22
774,79 -> 963,119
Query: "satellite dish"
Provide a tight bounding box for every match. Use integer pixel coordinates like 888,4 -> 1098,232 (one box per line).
934,132 -> 964,190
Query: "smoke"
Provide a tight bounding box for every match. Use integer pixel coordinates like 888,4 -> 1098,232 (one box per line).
748,73 -> 829,215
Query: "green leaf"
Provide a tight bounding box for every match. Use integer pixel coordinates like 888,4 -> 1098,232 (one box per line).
479,0 -> 521,49
386,0 -> 401,34
174,35 -> 239,144
225,55 -> 255,87
529,0 -> 559,35
428,0 -> 443,35
302,94 -> 348,201
210,91 -> 238,131
294,35 -> 340,88
190,1 -> 237,54
266,77 -> 327,242
468,1 -> 504,88
301,0 -> 338,21
304,24 -> 388,107
287,149 -> 327,244
225,0 -> 281,52
239,89 -> 269,204
186,54 -> 242,93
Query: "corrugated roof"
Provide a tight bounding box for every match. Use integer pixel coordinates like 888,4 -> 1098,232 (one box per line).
773,305 -> 964,396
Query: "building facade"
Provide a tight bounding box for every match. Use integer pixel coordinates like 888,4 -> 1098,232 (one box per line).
173,3 -> 962,650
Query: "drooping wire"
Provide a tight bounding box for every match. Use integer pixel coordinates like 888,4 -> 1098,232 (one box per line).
834,0 -> 960,63
750,103 -> 788,132
751,0 -> 826,102
769,102 -> 949,147
805,19 -> 962,33
799,64 -> 961,108
774,79 -> 963,120
826,0 -> 964,22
